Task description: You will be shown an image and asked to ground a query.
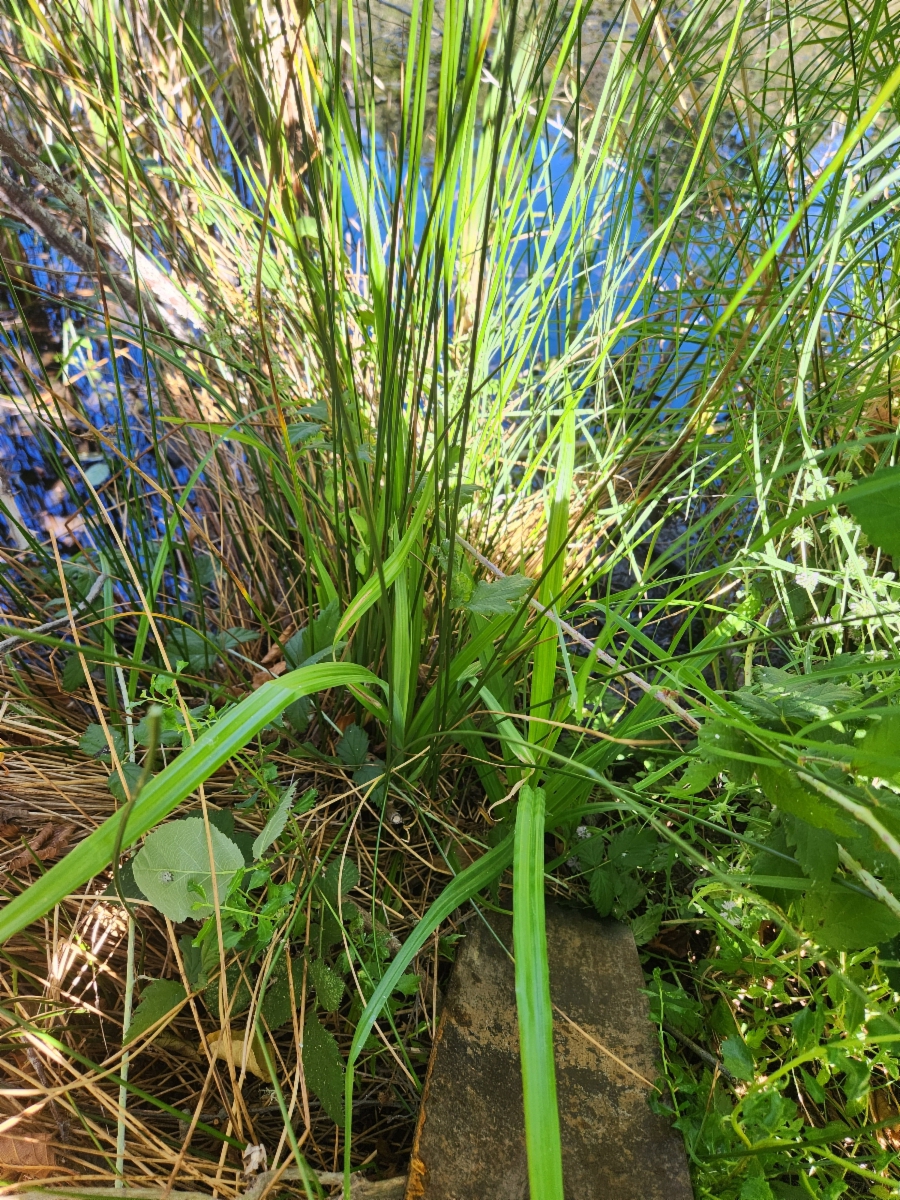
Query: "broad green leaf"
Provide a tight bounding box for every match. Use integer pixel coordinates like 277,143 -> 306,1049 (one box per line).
721,1035 -> 755,1081
756,765 -> 856,836
125,979 -> 186,1045
261,958 -> 303,1029
630,905 -> 663,946
783,815 -> 838,883
320,857 -> 360,907
252,785 -> 296,859
80,723 -> 125,762
108,762 -> 145,804
842,465 -> 900,557
133,819 -> 245,922
801,885 -> 900,950
61,655 -> 86,691
204,961 -> 253,1019
304,1014 -> 345,1126
0,663 -> 381,942
589,864 -> 616,916
309,958 -> 344,1012
465,573 -> 532,615
853,710 -> 900,781
336,724 -> 369,767
607,827 -> 658,871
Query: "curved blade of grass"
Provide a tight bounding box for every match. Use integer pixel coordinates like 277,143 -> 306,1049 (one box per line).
343,832 -> 514,1194
0,664 -> 381,942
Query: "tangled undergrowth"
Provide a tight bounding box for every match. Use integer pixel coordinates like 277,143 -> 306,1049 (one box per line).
2,0 -> 900,1197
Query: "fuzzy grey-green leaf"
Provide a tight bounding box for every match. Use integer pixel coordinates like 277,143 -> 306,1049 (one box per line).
133,818 -> 244,922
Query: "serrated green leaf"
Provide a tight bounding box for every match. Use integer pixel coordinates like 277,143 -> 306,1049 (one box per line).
630,904 -> 663,946
252,785 -> 296,859
261,958 -> 303,1028
309,958 -> 344,1011
61,655 -> 86,692
721,1035 -> 755,1081
853,710 -> 900,781
465,573 -> 532,615
756,765 -> 856,836
320,857 -> 360,907
303,1014 -> 345,1125
336,724 -> 369,767
79,722 -> 125,762
589,865 -> 616,916
125,979 -> 186,1044
697,722 -> 755,785
204,960 -> 253,1019
606,827 -> 658,870
801,884 -> 900,950
133,818 -> 245,922
842,465 -> 900,557
783,814 -> 838,882
108,762 -> 146,804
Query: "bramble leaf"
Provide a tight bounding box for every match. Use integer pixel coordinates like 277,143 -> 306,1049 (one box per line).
465,573 -> 532,615
303,1014 -> 345,1125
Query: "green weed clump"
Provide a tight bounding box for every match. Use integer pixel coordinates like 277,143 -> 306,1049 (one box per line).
0,0 -> 900,1196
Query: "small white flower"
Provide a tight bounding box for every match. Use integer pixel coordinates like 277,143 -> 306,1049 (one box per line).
795,571 -> 819,593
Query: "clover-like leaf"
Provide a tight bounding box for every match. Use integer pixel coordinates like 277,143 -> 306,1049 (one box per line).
133,818 -> 244,922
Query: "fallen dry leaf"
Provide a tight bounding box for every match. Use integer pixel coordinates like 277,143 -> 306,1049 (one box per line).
872,1086 -> 900,1151
208,1029 -> 271,1081
6,822 -> 75,874
0,1128 -> 57,1175
0,822 -> 20,839
251,660 -> 286,688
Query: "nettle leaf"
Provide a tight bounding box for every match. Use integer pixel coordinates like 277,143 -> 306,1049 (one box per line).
252,785 -> 296,860
303,1014 -> 345,1126
783,814 -> 838,883
309,958 -> 344,1012
336,724 -> 369,767
721,1035 -> 755,1081
607,827 -> 658,871
576,831 -> 607,870
842,464 -> 900,557
204,960 -> 253,1018
756,765 -> 856,837
135,707 -> 182,747
108,762 -> 145,804
261,958 -> 303,1029
465,573 -> 532,616
630,905 -> 663,946
321,857 -> 360,908
801,884 -> 900,950
589,865 -> 616,916
133,818 -> 244,922
673,759 -> 719,795
853,710 -> 900,781
125,979 -> 186,1044
79,723 -> 125,762
61,654 -> 86,692
697,722 -> 755,785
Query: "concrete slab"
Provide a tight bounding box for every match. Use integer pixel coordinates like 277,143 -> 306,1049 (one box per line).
405,905 -> 693,1200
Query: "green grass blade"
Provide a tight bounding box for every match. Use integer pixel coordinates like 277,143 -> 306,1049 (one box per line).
0,664 -> 381,942
513,783 -> 563,1198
